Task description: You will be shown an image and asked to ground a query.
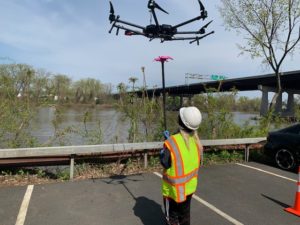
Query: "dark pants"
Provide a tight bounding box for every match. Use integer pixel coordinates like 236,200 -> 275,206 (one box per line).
163,195 -> 192,225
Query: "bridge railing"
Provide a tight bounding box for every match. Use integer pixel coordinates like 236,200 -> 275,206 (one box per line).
0,137 -> 266,179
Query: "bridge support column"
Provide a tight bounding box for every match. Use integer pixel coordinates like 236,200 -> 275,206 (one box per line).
259,85 -> 299,117
260,87 -> 269,116
258,85 -> 282,116
285,92 -> 295,117
258,85 -> 278,116
258,85 -> 284,116
287,92 -> 295,112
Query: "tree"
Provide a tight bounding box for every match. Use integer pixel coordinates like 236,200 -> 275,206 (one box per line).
73,78 -> 103,103
219,0 -> 300,108
32,69 -> 50,103
0,64 -> 34,99
52,74 -> 71,102
117,82 -> 127,105
129,76 -> 138,91
0,64 -> 36,147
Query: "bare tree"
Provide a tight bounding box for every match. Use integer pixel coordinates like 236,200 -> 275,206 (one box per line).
219,0 -> 300,108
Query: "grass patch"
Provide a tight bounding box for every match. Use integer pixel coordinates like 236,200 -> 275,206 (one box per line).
203,150 -> 244,165
0,168 -> 57,187
74,156 -> 161,180
249,149 -> 273,165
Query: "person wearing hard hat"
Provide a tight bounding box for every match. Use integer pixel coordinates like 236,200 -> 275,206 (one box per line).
160,106 -> 203,225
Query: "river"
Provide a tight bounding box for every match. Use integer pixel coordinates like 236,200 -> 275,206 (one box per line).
29,106 -> 259,146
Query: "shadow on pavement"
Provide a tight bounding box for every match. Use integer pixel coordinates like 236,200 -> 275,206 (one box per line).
261,194 -> 290,208
103,174 -> 166,225
133,196 -> 166,225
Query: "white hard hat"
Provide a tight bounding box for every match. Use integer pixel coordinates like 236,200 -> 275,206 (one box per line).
179,107 -> 202,130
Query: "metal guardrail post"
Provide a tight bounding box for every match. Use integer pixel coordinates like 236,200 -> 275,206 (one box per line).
144,151 -> 148,169
245,144 -> 250,162
70,154 -> 75,180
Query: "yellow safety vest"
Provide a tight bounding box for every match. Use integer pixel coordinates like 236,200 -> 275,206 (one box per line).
162,133 -> 200,203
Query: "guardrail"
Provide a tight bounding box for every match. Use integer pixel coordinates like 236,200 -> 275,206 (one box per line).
0,137 -> 266,179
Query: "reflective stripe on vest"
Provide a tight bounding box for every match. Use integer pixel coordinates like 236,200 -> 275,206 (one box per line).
163,168 -> 198,185
178,185 -> 185,202
166,137 -> 184,176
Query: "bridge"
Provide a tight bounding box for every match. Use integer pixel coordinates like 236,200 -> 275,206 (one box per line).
137,70 -> 300,117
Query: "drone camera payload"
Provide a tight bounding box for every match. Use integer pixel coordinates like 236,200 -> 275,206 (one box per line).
108,0 -> 214,45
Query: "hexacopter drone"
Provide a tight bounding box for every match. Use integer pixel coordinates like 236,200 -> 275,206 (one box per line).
108,0 -> 214,45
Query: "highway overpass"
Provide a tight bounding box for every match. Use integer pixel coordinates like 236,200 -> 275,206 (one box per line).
136,70 -> 300,117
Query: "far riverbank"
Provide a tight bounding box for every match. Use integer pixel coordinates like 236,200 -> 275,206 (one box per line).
29,106 -> 259,146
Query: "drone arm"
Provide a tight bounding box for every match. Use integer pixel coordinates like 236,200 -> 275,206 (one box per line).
165,31 -> 214,44
117,19 -> 145,30
168,37 -> 200,41
148,0 -> 166,28
176,31 -> 201,35
109,15 -> 145,31
177,20 -> 213,35
173,16 -> 206,29
189,31 -> 215,44
109,16 -> 146,36
114,25 -> 145,36
150,8 -> 160,27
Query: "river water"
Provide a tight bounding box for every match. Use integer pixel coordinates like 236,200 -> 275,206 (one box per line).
29,106 -> 259,146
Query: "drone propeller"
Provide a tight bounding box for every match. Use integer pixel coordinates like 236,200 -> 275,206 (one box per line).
198,0 -> 204,11
198,20 -> 213,34
109,1 -> 114,14
148,0 -> 169,14
198,0 -> 207,19
109,1 -> 116,23
154,2 -> 169,14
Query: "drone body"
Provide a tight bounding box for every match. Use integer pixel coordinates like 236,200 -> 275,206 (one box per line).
109,0 -> 214,45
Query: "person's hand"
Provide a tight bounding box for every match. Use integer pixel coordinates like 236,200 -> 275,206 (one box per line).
163,130 -> 170,139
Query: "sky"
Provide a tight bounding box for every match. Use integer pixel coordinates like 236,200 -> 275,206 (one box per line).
0,0 -> 299,97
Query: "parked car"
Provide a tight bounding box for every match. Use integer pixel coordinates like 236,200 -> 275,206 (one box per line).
264,123 -> 300,170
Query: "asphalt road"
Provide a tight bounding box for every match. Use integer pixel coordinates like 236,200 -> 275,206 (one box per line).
0,162 -> 299,225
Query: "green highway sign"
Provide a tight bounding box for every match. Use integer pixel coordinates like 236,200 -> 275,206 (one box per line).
210,74 -> 227,81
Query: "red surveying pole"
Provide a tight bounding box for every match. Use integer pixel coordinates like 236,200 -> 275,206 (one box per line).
161,60 -> 167,131
154,56 -> 173,131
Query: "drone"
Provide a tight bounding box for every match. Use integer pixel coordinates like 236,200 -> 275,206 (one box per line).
108,0 -> 214,45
